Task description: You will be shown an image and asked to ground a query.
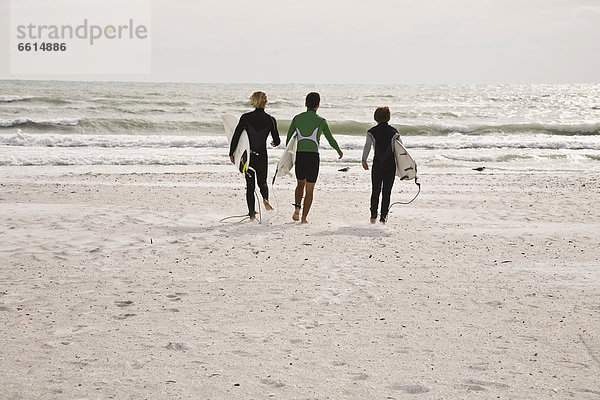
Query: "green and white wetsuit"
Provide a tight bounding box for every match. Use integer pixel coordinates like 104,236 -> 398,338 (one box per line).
286,109 -> 341,183
286,110 -> 341,153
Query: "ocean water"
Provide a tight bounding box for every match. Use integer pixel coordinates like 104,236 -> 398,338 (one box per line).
1,80 -> 599,171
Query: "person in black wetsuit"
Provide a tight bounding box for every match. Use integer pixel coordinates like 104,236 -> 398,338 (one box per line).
361,106 -> 400,224
229,91 -> 281,220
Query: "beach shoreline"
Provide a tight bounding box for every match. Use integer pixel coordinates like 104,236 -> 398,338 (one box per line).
1,165 -> 599,398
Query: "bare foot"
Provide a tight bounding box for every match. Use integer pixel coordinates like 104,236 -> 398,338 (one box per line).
301,218 -> 309,224
380,220 -> 386,225
370,218 -> 377,224
263,199 -> 274,210
292,208 -> 300,221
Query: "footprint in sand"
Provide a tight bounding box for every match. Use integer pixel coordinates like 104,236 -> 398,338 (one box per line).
112,313 -> 137,320
164,342 -> 190,351
131,357 -> 153,369
468,362 -> 489,371
260,378 -> 285,388
463,384 -> 487,392
462,379 -> 509,390
115,300 -> 134,307
349,373 -> 368,381
54,325 -> 91,336
389,385 -> 430,394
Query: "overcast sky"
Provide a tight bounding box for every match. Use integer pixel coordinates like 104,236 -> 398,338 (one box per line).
1,0 -> 599,83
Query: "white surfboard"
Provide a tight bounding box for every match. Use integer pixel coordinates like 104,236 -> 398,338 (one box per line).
393,139 -> 417,180
222,114 -> 251,174
273,133 -> 297,183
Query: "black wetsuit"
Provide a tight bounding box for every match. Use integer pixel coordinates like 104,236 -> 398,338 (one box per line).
229,108 -> 280,217
362,123 -> 399,221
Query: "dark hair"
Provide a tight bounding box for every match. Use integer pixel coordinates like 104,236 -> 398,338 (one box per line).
374,106 -> 390,123
305,92 -> 320,109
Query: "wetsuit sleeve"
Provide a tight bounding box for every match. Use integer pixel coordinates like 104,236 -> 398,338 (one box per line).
286,117 -> 296,145
229,115 -> 246,156
391,126 -> 402,144
362,132 -> 374,163
270,116 -> 281,147
322,120 -> 341,153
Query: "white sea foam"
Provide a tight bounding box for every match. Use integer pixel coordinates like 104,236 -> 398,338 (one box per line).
1,145 -> 598,167
1,132 -> 599,168
1,81 -> 599,169
2,132 -> 599,151
0,118 -> 80,127
0,96 -> 31,103
1,131 -> 228,148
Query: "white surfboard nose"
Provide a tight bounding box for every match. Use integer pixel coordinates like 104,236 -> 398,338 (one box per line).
222,114 -> 251,175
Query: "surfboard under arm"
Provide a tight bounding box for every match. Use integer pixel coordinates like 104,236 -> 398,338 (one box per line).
273,133 -> 297,184
222,114 -> 251,174
393,139 -> 417,181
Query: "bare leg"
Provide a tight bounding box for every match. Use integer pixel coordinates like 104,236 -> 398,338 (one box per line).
263,199 -> 274,210
301,182 -> 315,224
293,179 -> 305,221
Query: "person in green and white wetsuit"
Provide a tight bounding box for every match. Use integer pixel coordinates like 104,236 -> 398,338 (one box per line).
286,92 -> 343,224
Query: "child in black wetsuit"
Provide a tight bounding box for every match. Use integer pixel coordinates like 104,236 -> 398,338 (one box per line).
361,107 -> 400,224
229,91 -> 280,219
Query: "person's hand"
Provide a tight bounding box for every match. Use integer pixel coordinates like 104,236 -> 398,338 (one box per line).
229,155 -> 235,164
270,141 -> 277,147
362,161 -> 369,170
338,150 -> 343,159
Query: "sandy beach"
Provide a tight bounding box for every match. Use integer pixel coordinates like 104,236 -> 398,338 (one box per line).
3,0 -> 600,395
0,165 -> 598,399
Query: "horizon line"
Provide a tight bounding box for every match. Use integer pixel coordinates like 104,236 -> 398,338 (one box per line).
1,77 -> 598,86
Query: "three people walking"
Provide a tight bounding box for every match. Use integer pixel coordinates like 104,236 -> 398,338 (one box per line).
231,91 -> 400,224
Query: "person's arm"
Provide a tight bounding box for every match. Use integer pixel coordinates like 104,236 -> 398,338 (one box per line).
270,116 -> 281,147
229,115 -> 246,158
390,125 -> 402,145
362,131 -> 373,170
321,120 -> 343,158
286,117 -> 296,145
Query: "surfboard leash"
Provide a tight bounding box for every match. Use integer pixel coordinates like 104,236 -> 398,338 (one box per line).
267,175 -> 291,224
385,178 -> 421,221
219,214 -> 252,223
254,185 -> 263,224
220,167 -> 262,224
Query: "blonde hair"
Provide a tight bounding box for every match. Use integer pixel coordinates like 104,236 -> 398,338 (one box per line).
249,91 -> 268,108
